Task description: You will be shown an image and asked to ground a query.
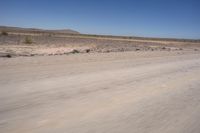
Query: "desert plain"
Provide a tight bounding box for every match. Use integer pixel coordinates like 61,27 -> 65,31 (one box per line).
0,26 -> 200,133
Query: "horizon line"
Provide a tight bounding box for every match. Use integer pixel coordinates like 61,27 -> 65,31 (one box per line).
1,25 -> 200,41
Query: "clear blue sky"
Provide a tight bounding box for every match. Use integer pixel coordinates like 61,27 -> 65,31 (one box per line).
0,0 -> 200,39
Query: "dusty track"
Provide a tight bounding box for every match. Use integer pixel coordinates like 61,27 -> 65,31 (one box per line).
0,51 -> 200,133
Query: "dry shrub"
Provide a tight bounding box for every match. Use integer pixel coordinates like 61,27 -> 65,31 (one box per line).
24,36 -> 33,44
1,31 -> 8,36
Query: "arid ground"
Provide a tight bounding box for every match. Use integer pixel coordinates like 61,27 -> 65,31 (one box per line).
0,26 -> 200,57
0,27 -> 200,133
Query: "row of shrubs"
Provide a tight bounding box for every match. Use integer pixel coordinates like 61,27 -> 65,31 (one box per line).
1,31 -> 33,44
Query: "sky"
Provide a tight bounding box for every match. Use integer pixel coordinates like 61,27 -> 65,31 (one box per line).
0,0 -> 200,39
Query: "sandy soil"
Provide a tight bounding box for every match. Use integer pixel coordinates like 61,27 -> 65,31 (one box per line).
1,33 -> 200,57
0,51 -> 200,133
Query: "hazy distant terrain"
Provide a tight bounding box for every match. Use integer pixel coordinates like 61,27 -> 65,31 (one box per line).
0,26 -> 80,34
0,26 -> 200,57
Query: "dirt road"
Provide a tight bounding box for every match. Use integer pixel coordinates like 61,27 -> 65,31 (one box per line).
0,51 -> 200,133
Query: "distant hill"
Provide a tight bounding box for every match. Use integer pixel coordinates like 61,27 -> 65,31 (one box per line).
0,26 -> 80,34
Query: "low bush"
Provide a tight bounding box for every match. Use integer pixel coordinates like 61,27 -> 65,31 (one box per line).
24,36 -> 33,44
1,31 -> 8,36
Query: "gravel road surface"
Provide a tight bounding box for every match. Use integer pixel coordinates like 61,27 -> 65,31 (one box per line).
0,51 -> 200,133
